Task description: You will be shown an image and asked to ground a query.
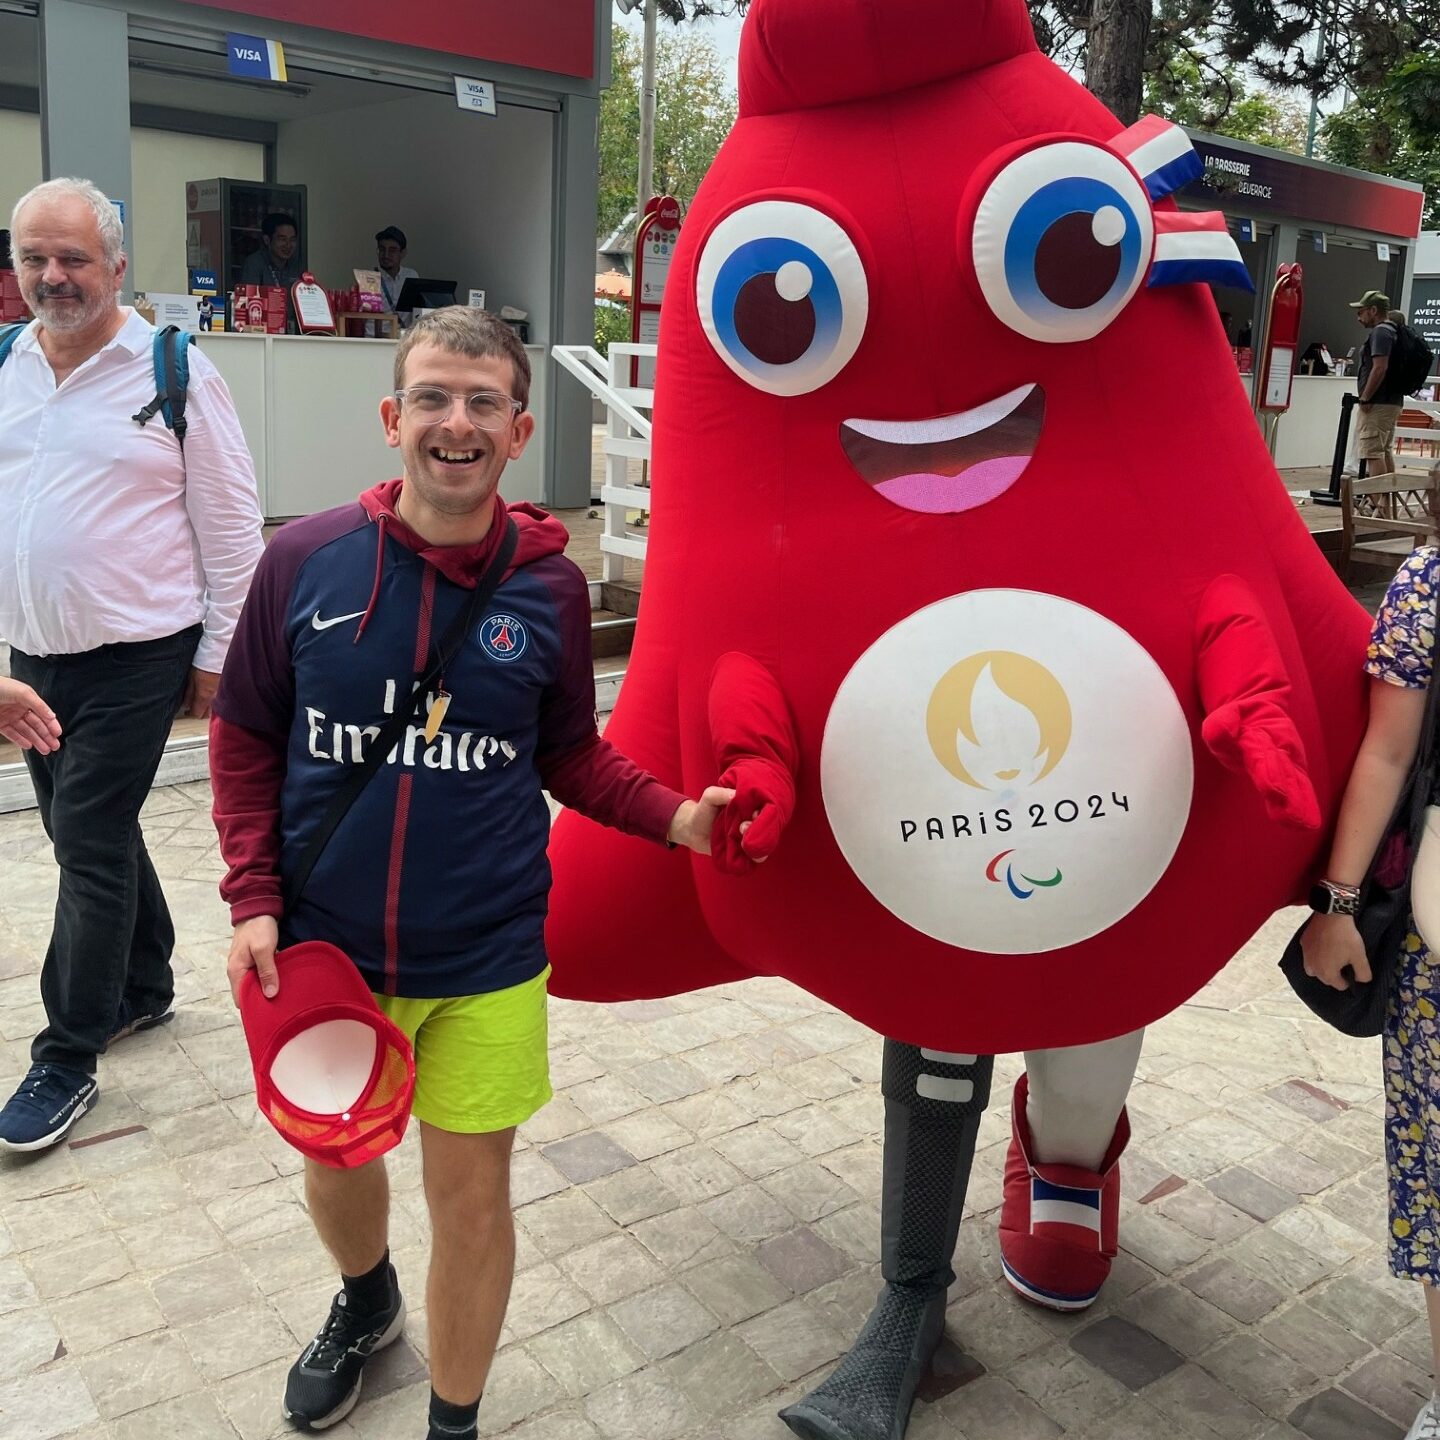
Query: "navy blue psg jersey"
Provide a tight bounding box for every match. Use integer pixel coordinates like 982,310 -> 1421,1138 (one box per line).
212,490 -> 681,998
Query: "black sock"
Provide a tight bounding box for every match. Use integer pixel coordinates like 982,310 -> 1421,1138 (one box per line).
428,1391 -> 479,1439
340,1249 -> 393,1316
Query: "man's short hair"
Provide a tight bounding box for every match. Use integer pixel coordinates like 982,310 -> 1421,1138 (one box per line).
375,225 -> 407,250
10,177 -> 124,268
1389,310 -> 1407,325
262,212 -> 298,240
394,308 -> 531,410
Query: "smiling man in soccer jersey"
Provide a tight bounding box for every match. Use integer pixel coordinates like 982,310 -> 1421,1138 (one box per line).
210,307 -> 738,1440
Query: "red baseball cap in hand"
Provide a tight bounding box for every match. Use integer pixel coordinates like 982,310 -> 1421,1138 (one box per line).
239,941 -> 415,1169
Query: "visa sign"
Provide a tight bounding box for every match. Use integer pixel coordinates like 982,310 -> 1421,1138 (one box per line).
453,75 -> 497,116
226,32 -> 287,82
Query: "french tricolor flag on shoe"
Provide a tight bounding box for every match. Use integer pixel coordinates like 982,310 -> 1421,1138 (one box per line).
1029,1174 -> 1103,1244
998,1074 -> 1130,1312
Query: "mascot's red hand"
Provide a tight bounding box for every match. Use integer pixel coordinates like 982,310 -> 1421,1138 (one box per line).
708,651 -> 800,874
1196,575 -> 1321,831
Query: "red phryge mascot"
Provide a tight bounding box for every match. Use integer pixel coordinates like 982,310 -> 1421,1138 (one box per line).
548,0 -> 1368,1435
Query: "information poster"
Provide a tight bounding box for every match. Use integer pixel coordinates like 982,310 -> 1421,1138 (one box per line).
1412,278 -> 1440,375
1264,346 -> 1294,409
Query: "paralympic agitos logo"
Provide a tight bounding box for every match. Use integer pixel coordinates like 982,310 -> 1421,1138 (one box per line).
900,650 -> 1132,901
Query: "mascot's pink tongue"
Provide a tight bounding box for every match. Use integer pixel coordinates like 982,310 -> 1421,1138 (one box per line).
874,456 -> 1032,514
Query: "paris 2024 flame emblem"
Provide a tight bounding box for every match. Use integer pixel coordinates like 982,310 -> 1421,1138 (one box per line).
820,589 -> 1192,954
926,651 -> 1071,900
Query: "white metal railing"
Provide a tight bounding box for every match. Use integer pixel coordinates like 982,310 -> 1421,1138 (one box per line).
552,342 -> 656,585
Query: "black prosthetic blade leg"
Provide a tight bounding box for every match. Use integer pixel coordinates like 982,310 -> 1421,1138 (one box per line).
779,1042 -> 994,1440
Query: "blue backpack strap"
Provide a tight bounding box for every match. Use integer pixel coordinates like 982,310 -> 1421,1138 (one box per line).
0,322 -> 26,370
132,324 -> 192,445
158,325 -> 192,443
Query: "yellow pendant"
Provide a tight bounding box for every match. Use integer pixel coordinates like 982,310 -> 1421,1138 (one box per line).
423,691 -> 451,743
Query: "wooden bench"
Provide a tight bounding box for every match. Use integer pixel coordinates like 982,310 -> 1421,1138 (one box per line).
1340,463 -> 1439,580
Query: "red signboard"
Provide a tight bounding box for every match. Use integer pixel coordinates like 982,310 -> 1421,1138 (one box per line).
1257,264 -> 1303,413
631,195 -> 683,386
174,0 -> 595,79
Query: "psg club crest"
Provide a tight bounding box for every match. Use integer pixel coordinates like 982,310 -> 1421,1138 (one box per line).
480,613 -> 527,663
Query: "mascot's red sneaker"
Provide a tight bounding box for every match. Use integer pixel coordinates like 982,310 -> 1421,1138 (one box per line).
999,1074 -> 1129,1311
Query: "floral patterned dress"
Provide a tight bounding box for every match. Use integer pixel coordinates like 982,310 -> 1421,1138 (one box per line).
1369,547 -> 1440,1279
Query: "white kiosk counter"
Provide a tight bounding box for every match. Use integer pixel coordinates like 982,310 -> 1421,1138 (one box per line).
195,332 -> 548,519
1270,375 -> 1357,471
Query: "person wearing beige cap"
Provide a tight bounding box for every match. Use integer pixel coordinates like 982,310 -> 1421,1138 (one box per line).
1351,288 -> 1403,475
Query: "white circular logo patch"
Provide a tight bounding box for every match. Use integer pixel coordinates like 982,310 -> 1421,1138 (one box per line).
821,591 -> 1193,954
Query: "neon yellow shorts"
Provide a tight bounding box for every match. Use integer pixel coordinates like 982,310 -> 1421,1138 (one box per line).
372,966 -> 552,1134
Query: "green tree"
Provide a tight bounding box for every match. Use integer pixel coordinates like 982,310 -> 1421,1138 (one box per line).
1143,56 -> 1310,152
598,24 -> 738,240
594,299 -> 632,357
1320,78 -> 1440,228
1029,0 -> 1440,125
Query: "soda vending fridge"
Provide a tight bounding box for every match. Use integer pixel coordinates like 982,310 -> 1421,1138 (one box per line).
184,179 -> 308,305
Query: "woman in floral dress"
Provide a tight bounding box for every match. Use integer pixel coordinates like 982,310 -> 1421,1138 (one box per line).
1303,545 -> 1439,1440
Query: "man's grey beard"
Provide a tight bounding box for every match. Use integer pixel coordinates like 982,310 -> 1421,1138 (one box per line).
30,287 -> 115,334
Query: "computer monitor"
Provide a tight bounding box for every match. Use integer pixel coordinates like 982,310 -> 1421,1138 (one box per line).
395,277 -> 458,312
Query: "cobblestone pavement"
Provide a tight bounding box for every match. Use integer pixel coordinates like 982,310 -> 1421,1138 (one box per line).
0,779 -> 1424,1440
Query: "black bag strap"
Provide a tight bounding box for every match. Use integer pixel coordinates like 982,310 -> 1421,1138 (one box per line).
282,517 -> 519,914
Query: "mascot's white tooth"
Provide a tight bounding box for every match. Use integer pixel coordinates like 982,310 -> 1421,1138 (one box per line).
845,385 -> 1034,446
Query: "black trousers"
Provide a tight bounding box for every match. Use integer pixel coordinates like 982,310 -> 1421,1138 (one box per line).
10,626 -> 199,1073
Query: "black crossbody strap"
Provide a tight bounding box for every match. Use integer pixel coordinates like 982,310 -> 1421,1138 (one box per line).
283,518 -> 519,915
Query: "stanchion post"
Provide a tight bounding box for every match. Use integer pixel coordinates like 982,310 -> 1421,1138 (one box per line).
1311,391 -> 1357,506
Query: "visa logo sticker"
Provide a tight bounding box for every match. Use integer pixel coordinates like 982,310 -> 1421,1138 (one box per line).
226,32 -> 287,82
453,75 -> 497,116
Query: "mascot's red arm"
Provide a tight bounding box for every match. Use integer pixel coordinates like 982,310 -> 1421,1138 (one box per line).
708,651 -> 801,873
1195,573 -> 1321,831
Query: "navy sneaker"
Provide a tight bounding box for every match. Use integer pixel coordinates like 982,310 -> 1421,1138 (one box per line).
108,998 -> 176,1046
282,1272 -> 405,1430
0,1064 -> 98,1151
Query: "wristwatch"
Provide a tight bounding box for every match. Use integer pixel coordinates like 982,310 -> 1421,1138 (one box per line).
1308,879 -> 1360,917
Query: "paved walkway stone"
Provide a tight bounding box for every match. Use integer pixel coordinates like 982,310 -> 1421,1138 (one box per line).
0,780 -> 1430,1438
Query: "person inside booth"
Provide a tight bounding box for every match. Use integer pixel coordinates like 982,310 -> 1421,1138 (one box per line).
240,212 -> 303,331
375,225 -> 418,321
1301,341 -> 1332,376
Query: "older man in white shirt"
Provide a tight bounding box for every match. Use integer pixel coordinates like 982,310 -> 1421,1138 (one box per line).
0,177 -> 263,1150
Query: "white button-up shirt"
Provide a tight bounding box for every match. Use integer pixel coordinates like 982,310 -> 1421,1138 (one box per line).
0,308 -> 264,672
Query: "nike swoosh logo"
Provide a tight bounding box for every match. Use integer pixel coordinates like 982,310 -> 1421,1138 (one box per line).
311,609 -> 367,632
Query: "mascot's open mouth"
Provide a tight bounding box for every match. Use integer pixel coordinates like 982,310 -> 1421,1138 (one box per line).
839,384 -> 1046,514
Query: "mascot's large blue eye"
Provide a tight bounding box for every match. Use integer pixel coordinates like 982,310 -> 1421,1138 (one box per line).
971,141 -> 1155,343
697,200 -> 868,396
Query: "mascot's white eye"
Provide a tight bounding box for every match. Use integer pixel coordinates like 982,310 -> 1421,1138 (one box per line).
972,141 -> 1155,343
696,199 -> 869,396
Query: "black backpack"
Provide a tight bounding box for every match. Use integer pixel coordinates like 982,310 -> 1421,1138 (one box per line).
1389,322 -> 1436,399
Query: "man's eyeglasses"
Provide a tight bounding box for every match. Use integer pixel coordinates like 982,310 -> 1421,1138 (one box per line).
394,387 -> 523,430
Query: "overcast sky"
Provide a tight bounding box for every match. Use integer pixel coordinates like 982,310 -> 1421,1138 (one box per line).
614,6 -> 746,95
